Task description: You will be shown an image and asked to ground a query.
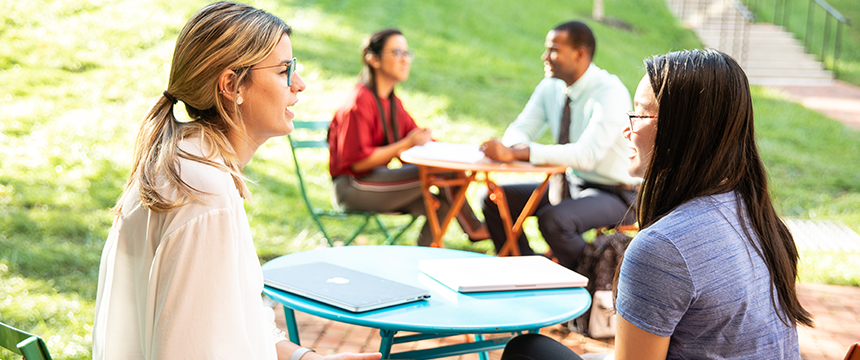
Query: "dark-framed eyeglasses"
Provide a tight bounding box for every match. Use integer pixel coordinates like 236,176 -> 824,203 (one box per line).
385,49 -> 414,62
627,111 -> 658,130
251,57 -> 297,86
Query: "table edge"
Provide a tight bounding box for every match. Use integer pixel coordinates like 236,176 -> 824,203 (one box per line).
400,154 -> 567,173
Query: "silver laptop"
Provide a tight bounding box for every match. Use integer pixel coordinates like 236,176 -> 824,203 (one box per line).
419,255 -> 588,293
263,262 -> 431,312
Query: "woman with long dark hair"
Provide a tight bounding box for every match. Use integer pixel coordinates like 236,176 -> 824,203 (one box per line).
611,48 -> 812,359
500,49 -> 811,359
327,29 -> 487,246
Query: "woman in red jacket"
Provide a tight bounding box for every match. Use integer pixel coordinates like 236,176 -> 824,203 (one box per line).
328,28 -> 487,246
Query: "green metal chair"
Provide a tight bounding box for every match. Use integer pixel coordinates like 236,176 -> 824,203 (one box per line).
288,120 -> 418,247
0,322 -> 53,360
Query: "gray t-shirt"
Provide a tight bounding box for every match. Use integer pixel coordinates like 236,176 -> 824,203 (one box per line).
616,191 -> 800,359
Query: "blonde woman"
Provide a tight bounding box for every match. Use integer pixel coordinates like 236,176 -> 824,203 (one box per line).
92,2 -> 381,359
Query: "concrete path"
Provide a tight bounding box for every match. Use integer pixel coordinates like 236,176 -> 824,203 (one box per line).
274,283 -> 860,360
768,81 -> 860,130
666,0 -> 835,86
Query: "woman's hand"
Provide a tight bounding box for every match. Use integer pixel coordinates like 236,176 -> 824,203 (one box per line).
406,128 -> 432,147
351,128 -> 431,173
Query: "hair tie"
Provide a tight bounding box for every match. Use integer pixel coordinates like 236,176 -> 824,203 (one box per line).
163,90 -> 178,105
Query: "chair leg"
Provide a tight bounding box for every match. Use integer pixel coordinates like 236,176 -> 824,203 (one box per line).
383,215 -> 419,245
342,215 -> 372,246
309,211 -> 336,247
374,215 -> 393,239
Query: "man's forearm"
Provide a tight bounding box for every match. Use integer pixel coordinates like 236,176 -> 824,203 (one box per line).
511,146 -> 530,162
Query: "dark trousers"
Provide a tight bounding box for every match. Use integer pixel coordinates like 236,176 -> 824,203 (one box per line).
481,181 -> 635,270
501,334 -> 583,360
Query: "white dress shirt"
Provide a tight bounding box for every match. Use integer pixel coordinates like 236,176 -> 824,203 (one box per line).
502,63 -> 639,186
92,138 -> 278,360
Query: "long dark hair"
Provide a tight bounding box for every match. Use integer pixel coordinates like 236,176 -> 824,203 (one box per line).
358,28 -> 403,93
618,49 -> 813,327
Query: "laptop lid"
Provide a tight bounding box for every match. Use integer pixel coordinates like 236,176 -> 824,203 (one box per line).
419,255 -> 588,293
263,262 -> 431,312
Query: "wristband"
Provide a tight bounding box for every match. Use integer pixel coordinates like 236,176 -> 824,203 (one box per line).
290,346 -> 315,360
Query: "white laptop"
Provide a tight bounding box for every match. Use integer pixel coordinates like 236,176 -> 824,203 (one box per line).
263,262 -> 431,312
419,256 -> 588,293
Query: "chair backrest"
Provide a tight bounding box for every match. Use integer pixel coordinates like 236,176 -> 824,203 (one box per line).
286,119 -> 418,246
289,120 -> 331,150
0,322 -> 53,360
287,120 -> 332,211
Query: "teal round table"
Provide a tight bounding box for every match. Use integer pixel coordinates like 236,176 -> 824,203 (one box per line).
262,245 -> 591,360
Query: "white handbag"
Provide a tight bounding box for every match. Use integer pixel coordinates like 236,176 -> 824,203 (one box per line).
587,290 -> 617,338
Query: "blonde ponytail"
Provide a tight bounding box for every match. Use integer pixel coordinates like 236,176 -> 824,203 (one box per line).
114,1 -> 291,213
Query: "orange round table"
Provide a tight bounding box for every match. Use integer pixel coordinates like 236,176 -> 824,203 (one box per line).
400,153 -> 566,256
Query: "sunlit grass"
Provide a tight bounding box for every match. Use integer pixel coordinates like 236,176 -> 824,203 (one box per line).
798,251 -> 860,287
0,263 -> 92,359
752,86 -> 860,225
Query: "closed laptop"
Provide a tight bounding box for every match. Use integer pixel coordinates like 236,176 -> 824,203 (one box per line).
263,262 -> 431,312
419,255 -> 588,293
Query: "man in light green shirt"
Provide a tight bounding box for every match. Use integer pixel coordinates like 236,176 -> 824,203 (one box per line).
479,21 -> 638,269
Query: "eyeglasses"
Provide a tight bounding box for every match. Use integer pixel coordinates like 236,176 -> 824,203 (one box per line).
627,111 -> 658,130
251,57 -> 297,86
384,49 -> 414,62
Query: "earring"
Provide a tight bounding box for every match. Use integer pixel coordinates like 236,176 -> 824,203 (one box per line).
236,96 -> 243,105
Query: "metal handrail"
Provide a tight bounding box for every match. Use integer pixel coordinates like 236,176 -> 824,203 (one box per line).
812,0 -> 849,24
668,0 -> 753,66
732,0 -> 756,22
743,0 -> 850,76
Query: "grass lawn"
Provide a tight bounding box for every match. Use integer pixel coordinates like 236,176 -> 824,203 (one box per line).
1,0 -> 859,358
739,0 -> 860,86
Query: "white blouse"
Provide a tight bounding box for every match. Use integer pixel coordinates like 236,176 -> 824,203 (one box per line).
92,139 -> 278,360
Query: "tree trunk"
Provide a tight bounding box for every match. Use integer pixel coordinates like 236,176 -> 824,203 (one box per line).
593,0 -> 604,20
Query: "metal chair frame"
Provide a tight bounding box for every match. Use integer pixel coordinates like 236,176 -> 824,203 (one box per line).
0,322 -> 52,360
288,120 -> 417,247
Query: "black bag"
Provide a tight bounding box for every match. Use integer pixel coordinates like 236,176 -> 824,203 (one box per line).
569,230 -> 632,338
